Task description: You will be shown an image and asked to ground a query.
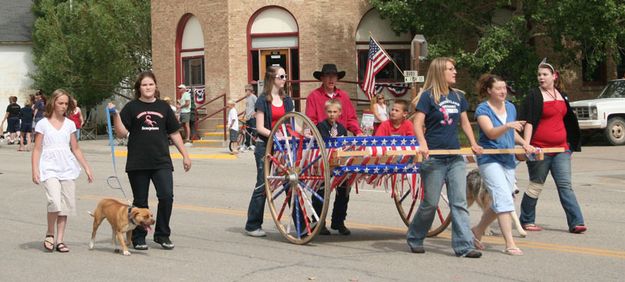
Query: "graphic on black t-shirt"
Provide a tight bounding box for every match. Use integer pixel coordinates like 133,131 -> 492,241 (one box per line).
137,111 -> 163,131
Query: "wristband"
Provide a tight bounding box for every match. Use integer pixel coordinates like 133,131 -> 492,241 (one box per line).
108,106 -> 117,115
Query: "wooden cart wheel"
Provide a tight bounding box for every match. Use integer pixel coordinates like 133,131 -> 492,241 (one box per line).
264,112 -> 331,244
393,174 -> 451,237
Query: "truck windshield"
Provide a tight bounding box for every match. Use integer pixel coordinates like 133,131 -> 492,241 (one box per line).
598,80 -> 625,98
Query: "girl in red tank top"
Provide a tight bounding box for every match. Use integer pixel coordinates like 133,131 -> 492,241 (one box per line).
271,103 -> 285,128
531,100 -> 568,150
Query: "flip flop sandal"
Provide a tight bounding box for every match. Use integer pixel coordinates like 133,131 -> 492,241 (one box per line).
471,229 -> 485,250
570,225 -> 587,233
522,224 -> 543,231
473,237 -> 485,250
502,247 -> 524,256
43,235 -> 54,252
55,242 -> 69,253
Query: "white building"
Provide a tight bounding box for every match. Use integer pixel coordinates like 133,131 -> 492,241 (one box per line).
0,0 -> 36,122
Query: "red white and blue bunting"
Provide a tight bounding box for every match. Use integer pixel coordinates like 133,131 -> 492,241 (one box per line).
361,83 -> 411,98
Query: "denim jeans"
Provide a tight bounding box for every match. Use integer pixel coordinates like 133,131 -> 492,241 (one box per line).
520,152 -> 584,230
245,140 -> 266,231
406,156 -> 475,256
245,118 -> 256,147
127,168 -> 174,243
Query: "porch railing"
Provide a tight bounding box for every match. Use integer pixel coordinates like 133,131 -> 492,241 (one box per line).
191,80 -> 377,141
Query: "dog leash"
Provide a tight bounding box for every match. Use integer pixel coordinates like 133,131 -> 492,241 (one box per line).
105,106 -> 131,203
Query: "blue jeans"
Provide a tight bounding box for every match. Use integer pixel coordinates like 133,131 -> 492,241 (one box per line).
245,140 -> 266,231
406,156 -> 475,256
520,152 -> 584,230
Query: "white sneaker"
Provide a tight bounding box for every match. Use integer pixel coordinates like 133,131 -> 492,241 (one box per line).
246,228 -> 266,237
249,145 -> 256,151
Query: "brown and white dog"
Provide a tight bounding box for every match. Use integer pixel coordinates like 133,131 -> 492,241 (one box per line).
88,198 -> 155,256
466,169 -> 527,238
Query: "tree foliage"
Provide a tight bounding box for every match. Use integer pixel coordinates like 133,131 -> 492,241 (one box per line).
31,0 -> 151,108
370,0 -> 625,95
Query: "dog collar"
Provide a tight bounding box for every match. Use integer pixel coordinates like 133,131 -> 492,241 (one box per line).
128,205 -> 137,226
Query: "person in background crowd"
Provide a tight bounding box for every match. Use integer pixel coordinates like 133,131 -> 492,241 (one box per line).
177,84 -> 192,144
372,93 -> 389,133
1,96 -> 21,145
33,90 -> 46,129
243,84 -> 257,151
226,99 -> 240,155
19,98 -> 34,151
68,99 -> 84,141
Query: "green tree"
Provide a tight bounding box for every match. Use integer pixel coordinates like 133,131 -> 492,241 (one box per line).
370,0 -> 625,96
31,0 -> 151,108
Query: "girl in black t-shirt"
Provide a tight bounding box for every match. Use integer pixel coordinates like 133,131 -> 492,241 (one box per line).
108,71 -> 191,251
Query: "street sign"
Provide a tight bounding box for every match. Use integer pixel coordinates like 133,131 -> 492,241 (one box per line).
403,70 -> 419,77
404,76 -> 425,83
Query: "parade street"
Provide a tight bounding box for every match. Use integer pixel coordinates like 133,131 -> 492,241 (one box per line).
1,140 -> 624,281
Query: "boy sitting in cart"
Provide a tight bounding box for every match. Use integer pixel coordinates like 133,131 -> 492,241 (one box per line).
374,99 -> 415,136
312,99 -> 351,235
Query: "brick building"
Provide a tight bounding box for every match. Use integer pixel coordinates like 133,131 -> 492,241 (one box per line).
151,0 -> 623,134
151,0 -> 418,132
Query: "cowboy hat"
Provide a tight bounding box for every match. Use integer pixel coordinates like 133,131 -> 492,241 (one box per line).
177,84 -> 187,89
313,64 -> 346,80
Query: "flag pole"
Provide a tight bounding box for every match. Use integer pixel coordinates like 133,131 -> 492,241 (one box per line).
369,33 -> 405,76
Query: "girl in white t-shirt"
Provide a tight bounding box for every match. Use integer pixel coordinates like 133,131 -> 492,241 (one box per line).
32,89 -> 93,253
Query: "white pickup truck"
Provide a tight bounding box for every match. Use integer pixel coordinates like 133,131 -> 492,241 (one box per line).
570,79 -> 625,145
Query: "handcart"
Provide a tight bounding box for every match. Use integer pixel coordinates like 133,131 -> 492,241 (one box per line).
264,112 -> 562,244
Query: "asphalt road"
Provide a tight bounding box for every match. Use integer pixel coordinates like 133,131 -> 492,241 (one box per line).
0,140 -> 624,281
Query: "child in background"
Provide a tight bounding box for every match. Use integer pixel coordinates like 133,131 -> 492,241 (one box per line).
1,96 -> 21,144
312,99 -> 352,235
374,99 -> 415,136
227,99 -> 240,154
32,89 -> 94,253
19,98 -> 34,151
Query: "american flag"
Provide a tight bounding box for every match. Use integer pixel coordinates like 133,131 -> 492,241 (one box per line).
362,37 -> 391,100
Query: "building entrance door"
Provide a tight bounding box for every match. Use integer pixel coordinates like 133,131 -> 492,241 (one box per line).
260,49 -> 289,77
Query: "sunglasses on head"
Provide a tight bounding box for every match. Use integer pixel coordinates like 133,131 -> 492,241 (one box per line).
275,74 -> 288,80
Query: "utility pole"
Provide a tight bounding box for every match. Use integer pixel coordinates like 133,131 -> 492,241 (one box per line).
410,35 -> 427,102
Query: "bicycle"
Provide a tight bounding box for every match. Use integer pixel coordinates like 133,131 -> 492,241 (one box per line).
229,120 -> 256,152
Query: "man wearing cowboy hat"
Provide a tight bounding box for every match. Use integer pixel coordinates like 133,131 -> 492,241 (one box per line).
305,64 -> 362,236
177,84 -> 192,144
306,64 -> 363,136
